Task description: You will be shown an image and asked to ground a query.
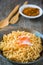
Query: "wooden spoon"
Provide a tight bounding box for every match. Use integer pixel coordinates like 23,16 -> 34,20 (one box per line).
10,1 -> 28,24
9,11 -> 19,24
0,4 -> 20,28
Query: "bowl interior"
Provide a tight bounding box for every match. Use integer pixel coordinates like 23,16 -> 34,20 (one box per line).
0,26 -> 43,65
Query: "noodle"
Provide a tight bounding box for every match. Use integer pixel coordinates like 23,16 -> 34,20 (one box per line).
0,31 -> 42,63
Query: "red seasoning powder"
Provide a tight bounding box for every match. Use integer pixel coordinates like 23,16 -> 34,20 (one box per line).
17,36 -> 33,46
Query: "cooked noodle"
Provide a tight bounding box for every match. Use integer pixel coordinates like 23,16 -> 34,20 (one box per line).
0,31 -> 42,63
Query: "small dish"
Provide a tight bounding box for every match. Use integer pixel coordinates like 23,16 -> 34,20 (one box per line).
19,4 -> 43,19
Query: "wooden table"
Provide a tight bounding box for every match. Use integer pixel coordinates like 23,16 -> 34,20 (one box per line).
0,0 -> 43,65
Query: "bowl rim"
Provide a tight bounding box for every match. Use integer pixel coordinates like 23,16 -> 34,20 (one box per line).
19,4 -> 43,19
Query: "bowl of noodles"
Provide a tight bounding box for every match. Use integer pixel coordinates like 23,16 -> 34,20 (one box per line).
0,26 -> 43,65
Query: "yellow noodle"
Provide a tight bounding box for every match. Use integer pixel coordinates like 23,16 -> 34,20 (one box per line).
0,31 -> 42,63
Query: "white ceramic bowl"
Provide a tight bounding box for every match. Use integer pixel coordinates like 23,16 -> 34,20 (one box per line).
19,4 -> 43,19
